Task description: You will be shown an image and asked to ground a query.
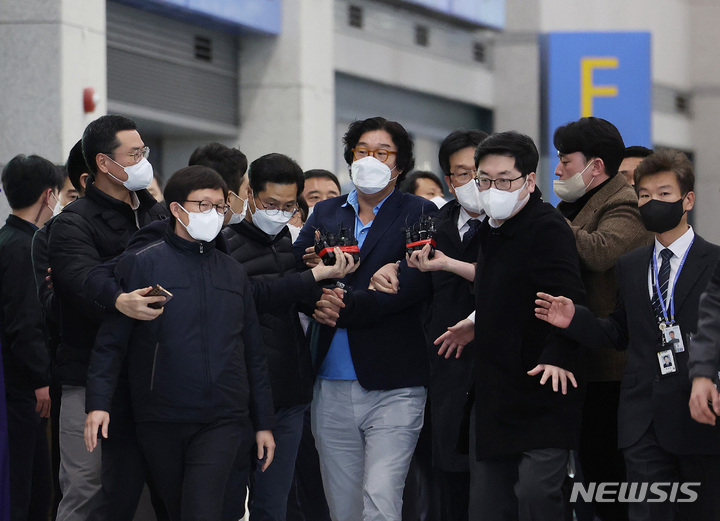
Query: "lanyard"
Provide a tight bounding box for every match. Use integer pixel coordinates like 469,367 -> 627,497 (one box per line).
652,238 -> 694,324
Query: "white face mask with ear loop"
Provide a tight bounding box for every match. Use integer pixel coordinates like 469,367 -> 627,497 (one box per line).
227,191 -> 249,225
350,156 -> 398,195
105,156 -> 154,192
50,191 -> 63,217
177,204 -> 224,242
452,179 -> 484,215
478,177 -> 530,222
553,159 -> 594,203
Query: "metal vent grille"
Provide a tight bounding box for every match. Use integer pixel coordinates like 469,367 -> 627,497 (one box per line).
349,5 -> 363,28
194,35 -> 212,62
415,25 -> 429,47
473,41 -> 486,63
106,2 -> 238,126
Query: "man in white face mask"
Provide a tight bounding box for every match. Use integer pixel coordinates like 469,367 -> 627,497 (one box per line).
366,128 -> 488,520
435,131 -> 586,521
85,165 -> 276,521
220,153 -> 358,521
294,117 -> 438,521
46,115 -> 168,521
553,117 -> 652,521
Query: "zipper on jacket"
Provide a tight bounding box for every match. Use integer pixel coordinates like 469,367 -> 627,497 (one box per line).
198,256 -> 211,419
150,342 -> 160,391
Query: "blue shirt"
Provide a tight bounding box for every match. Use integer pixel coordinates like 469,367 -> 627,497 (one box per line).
317,189 -> 393,380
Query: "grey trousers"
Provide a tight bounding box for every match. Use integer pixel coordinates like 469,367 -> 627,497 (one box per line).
311,379 -> 426,521
468,406 -> 569,521
56,385 -> 103,521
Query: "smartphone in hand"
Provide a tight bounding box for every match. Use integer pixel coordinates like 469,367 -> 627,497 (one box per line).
145,284 -> 174,309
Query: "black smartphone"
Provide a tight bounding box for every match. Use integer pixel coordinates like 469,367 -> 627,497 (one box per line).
145,284 -> 174,309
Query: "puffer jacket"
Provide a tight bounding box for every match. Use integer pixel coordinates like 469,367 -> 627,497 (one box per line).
85,223 -> 275,429
222,220 -> 314,409
47,183 -> 167,386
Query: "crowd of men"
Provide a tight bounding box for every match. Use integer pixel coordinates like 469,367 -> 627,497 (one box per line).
1,113 -> 719,521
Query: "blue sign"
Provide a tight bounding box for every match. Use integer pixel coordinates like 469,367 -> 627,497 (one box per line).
399,0 -> 505,29
541,32 -> 651,204
114,0 -> 281,34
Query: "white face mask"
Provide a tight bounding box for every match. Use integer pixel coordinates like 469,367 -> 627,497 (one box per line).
50,192 -> 63,217
307,205 -> 315,219
478,178 -> 529,222
351,156 -> 397,195
287,223 -> 303,242
553,160 -> 593,203
452,180 -> 484,214
430,195 -> 447,208
178,205 -> 224,242
227,191 -> 248,225
106,156 -> 154,192
251,204 -> 295,236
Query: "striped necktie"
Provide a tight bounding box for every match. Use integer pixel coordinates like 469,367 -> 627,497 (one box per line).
651,248 -> 673,323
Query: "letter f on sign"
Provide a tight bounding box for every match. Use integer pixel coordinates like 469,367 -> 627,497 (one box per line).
581,57 -> 619,117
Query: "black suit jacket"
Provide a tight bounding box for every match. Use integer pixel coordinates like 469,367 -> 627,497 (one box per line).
473,190 -> 586,459
567,234 -> 720,454
425,201 -> 480,471
293,188 -> 436,391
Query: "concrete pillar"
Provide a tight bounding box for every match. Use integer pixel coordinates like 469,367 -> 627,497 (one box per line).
0,0 -> 106,165
237,0 -> 335,170
690,2 -> 720,244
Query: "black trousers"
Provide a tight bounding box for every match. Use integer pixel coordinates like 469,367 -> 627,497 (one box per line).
6,389 -> 52,521
136,418 -> 245,521
468,406 -> 569,521
623,423 -> 720,521
579,381 -> 628,521
91,381 -> 169,521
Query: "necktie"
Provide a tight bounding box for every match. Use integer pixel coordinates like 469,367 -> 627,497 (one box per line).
651,248 -> 673,323
462,219 -> 481,245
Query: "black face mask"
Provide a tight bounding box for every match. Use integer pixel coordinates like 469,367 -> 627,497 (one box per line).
639,197 -> 685,233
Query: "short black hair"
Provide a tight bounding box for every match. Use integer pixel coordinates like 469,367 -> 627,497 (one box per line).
304,169 -> 341,193
634,149 -> 694,195
81,115 -> 138,176
343,117 -> 415,185
66,139 -> 89,194
163,165 -> 228,225
248,153 -> 304,197
401,171 -> 444,194
438,129 -> 489,176
188,143 -> 248,194
624,145 -> 653,159
2,154 -> 64,210
474,131 -> 539,176
553,117 -> 625,176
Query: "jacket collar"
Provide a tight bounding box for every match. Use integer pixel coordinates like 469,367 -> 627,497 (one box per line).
230,219 -> 289,247
5,214 -> 39,235
491,188 -> 544,238
164,220 -> 216,255
570,174 -> 632,229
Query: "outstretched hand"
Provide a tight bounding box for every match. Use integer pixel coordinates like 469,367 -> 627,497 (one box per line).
434,318 -> 474,359
527,364 -> 577,395
534,292 -> 575,329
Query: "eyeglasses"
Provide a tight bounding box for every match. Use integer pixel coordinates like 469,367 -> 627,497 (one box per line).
254,195 -> 298,216
449,170 -> 476,184
184,200 -> 230,215
109,146 -> 150,164
352,147 -> 397,163
474,175 -> 524,191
